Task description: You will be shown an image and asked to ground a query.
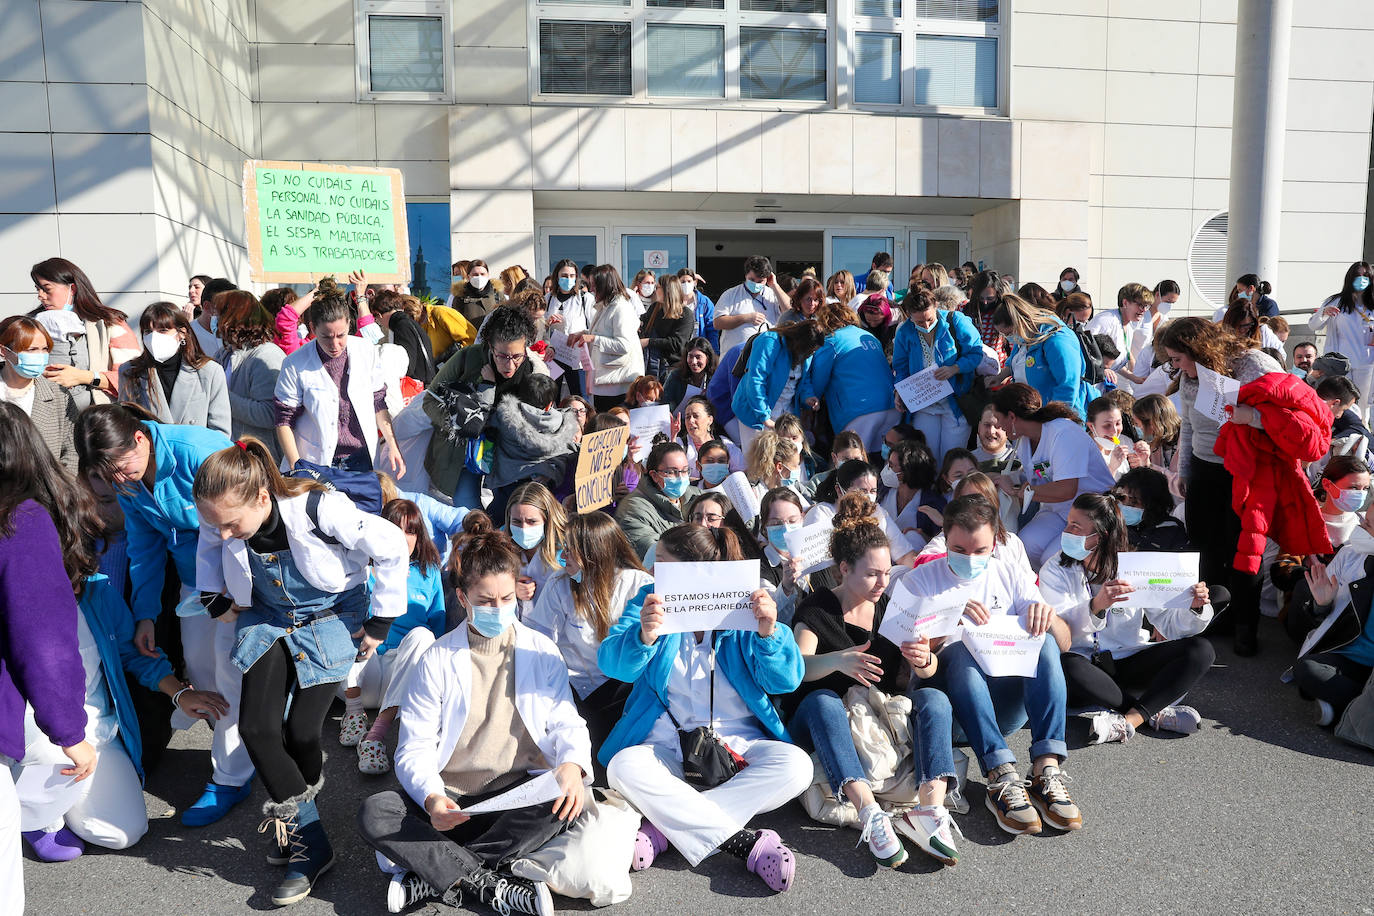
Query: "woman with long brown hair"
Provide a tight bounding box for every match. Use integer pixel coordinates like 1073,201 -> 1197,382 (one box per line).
119,301 -> 229,435
29,257 -> 139,408
193,435 -> 409,905
502,481 -> 567,619
216,290 -> 286,463
640,274 -> 696,379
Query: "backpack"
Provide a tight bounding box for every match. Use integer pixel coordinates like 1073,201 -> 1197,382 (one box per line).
730,330 -> 773,380
287,460 -> 384,545
1065,320 -> 1106,386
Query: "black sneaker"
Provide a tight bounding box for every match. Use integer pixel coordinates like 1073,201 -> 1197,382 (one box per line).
464,870 -> 553,916
271,820 -> 335,906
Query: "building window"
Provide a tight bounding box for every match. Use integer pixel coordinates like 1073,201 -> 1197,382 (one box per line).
356,1 -> 451,101
405,201 -> 451,301
532,0 -> 829,104
849,0 -> 1000,112
540,21 -> 633,95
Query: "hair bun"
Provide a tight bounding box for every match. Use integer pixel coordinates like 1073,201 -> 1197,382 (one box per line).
462,510 -> 494,537
832,490 -> 880,531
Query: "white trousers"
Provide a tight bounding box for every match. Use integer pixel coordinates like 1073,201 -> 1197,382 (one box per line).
1353,362 -> 1374,426
909,405 -> 970,465
846,408 -> 903,454
15,735 -> 148,850
1020,507 -> 1068,569
607,737 -> 812,866
0,762 -> 20,916
339,628 -> 436,711
176,612 -> 253,787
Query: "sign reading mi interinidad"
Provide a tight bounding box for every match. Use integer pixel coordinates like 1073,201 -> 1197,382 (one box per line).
243,160 -> 410,284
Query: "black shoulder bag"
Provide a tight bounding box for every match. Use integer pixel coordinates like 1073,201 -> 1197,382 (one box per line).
656,643 -> 748,788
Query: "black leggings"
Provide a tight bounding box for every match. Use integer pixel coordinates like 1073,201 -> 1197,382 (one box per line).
237,639 -> 340,803
1184,459 -> 1260,632
1060,637 -> 1216,721
1293,651 -> 1372,716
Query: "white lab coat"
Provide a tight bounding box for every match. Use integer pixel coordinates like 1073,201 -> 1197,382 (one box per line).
274,336 -> 386,466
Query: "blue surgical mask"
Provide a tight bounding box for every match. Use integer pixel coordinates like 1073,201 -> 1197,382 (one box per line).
880,443 -> 892,460
1006,334 -> 1025,347
701,462 -> 730,485
4,349 -> 48,379
947,551 -> 990,580
1332,486 -> 1370,514
1237,290 -> 1250,300
745,279 -> 764,295
781,472 -> 801,489
1120,504 -> 1144,526
661,474 -> 689,499
509,523 -> 544,550
558,276 -> 576,293
469,600 -> 518,637
569,568 -> 583,584
1061,531 -> 1094,561
767,521 -> 801,553
1355,276 -> 1371,292
210,316 -> 219,333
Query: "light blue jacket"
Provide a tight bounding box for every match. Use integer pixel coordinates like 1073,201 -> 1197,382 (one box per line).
400,489 -> 468,557
378,563 -> 447,656
121,422 -> 233,622
1013,322 -> 1095,418
79,575 -> 174,783
891,309 -> 984,412
730,332 -> 811,430
801,325 -> 895,432
596,583 -> 805,766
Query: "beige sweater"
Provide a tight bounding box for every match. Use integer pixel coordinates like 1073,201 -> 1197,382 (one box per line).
441,625 -> 548,798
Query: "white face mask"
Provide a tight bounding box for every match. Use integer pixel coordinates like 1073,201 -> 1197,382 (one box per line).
880,465 -> 901,489
1060,279 -> 1076,293
143,331 -> 181,362
680,281 -> 694,297
640,282 -> 656,298
1156,299 -> 1174,316
469,275 -> 489,291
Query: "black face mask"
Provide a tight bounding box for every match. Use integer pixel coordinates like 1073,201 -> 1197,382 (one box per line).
978,297 -> 998,315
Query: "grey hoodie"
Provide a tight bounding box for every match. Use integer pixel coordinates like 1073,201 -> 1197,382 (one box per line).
486,395 -> 581,489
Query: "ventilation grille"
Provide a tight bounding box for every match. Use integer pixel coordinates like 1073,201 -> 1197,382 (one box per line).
1189,212 -> 1229,309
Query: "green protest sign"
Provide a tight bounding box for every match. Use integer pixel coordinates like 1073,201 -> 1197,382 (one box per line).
243,160 -> 410,283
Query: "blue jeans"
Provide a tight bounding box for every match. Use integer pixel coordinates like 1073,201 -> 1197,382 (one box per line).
907,687 -> 959,788
930,635 -> 1067,775
788,690 -> 867,793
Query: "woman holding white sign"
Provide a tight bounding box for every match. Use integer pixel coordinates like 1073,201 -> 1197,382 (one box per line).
807,459 -> 918,568
598,524 -> 811,893
788,494 -> 962,868
990,383 -> 1116,568
891,285 -> 984,462
1038,494 -> 1216,746
755,488 -> 812,625
1157,317 -> 1285,657
911,495 -> 1082,838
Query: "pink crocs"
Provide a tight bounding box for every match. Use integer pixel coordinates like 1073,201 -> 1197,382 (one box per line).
745,829 -> 795,892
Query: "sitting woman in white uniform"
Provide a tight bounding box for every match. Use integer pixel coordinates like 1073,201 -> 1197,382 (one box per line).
503,482 -> 567,620
807,459 -> 918,568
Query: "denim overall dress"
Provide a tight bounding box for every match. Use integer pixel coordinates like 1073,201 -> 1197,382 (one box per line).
230,545 -> 371,688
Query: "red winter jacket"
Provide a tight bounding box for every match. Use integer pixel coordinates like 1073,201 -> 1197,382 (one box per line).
1213,371 -> 1333,573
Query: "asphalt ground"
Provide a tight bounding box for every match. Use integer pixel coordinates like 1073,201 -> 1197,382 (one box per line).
21,616 -> 1374,916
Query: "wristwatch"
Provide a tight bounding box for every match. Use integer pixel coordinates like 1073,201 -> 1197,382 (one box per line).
83,372 -> 102,390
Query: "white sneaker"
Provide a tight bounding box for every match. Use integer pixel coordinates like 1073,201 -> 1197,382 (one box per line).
387,871 -> 437,913
895,805 -> 961,866
856,804 -> 907,867
1151,705 -> 1202,735
1088,711 -> 1136,745
1315,700 -> 1335,727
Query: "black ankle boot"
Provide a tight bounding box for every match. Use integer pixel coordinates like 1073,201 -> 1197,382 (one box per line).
271,820 -> 335,906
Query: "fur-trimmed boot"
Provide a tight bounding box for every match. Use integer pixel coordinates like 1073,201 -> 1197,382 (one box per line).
259,779 -> 334,906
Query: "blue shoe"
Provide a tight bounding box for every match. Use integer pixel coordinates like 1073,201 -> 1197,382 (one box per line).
181,780 -> 253,827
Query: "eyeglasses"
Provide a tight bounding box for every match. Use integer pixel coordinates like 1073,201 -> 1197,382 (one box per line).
658,468 -> 689,479
692,513 -> 725,524
493,352 -> 526,366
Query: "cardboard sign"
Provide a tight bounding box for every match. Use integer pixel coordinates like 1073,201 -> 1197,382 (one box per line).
575,425 -> 629,513
1194,362 -> 1240,425
628,404 -> 673,462
895,366 -> 955,413
783,520 -> 835,576
879,578 -> 967,646
654,560 -> 761,633
960,618 -> 1045,678
720,471 -> 760,523
1114,552 -> 1200,609
243,160 -> 409,283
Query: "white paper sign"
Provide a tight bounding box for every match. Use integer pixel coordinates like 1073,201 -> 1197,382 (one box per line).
784,520 -> 834,576
548,329 -> 588,369
1194,362 -> 1240,425
895,366 -> 956,413
546,359 -> 564,381
720,470 -> 760,523
1114,552 -> 1200,609
628,404 -> 673,462
960,617 -> 1045,678
878,578 -> 967,646
655,559 -> 761,633
461,770 -> 563,814
644,249 -> 669,269
675,384 -> 704,414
